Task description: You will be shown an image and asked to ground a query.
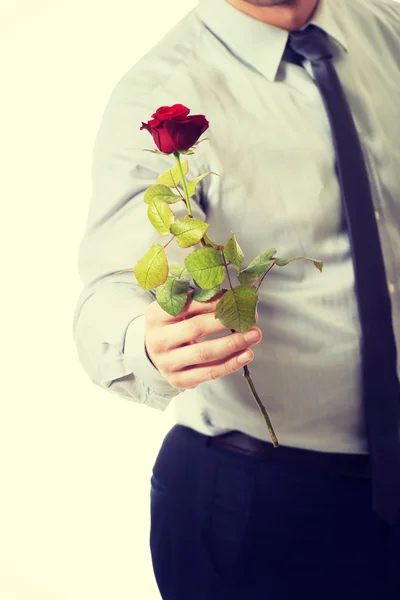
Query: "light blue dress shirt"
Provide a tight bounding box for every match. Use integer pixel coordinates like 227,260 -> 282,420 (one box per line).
73,0 -> 400,453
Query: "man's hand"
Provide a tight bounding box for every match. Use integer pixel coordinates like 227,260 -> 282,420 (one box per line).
144,290 -> 262,390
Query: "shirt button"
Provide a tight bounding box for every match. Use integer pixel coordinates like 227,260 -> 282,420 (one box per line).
375,210 -> 380,221
388,281 -> 395,295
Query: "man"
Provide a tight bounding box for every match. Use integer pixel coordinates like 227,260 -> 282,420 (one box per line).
73,0 -> 400,597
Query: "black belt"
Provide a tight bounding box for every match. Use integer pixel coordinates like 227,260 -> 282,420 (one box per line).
209,431 -> 371,479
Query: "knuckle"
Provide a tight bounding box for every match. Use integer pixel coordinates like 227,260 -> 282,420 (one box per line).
226,357 -> 238,374
188,318 -> 205,340
197,343 -> 211,363
227,334 -> 242,354
155,357 -> 168,373
206,367 -> 219,381
148,335 -> 164,355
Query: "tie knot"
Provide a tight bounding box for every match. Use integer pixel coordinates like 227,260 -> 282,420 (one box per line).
288,24 -> 334,62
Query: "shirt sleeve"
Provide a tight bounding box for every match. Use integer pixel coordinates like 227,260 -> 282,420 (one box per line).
72,68 -> 208,409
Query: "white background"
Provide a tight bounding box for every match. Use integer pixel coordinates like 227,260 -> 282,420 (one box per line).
0,1 -> 196,598
2,1 -> 399,598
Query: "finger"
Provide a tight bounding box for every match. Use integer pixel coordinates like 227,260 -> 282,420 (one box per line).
169,299 -> 262,348
169,348 -> 255,390
164,328 -> 262,371
150,290 -> 259,330
152,289 -> 228,324
157,312 -> 228,351
180,288 -> 228,318
161,305 -> 261,350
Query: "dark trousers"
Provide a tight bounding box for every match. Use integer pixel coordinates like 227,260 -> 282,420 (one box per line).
149,424 -> 400,599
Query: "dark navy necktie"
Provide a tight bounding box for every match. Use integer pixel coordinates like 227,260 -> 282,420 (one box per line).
287,24 -> 400,524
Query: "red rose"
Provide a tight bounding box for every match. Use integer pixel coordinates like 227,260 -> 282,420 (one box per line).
140,104 -> 209,154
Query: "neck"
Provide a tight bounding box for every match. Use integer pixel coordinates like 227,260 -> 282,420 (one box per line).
223,0 -> 320,32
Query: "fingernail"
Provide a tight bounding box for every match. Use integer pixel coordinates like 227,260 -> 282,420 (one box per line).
244,330 -> 260,343
237,351 -> 252,364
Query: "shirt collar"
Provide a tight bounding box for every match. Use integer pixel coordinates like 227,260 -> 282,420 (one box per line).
196,0 -> 348,82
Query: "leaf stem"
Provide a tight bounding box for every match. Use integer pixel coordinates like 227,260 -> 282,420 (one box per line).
174,153 -> 193,217
242,363 -> 279,447
222,251 -> 234,291
173,152 -> 218,250
173,151 -> 279,447
255,260 -> 277,293
163,235 -> 176,250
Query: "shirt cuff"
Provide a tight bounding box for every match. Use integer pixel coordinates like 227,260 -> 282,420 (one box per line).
123,314 -> 184,397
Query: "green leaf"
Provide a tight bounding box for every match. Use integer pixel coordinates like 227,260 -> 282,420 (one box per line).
215,285 -> 258,333
179,149 -> 195,155
170,217 -> 209,248
275,256 -> 323,272
223,233 -> 244,272
238,248 -> 277,286
238,262 -> 275,287
313,261 -> 323,273
192,138 -> 210,147
185,247 -> 226,289
156,160 -> 189,188
169,264 -> 191,278
192,286 -> 221,302
142,148 -> 162,155
156,276 -> 190,317
186,172 -> 214,198
133,244 -> 169,291
144,184 -> 181,205
245,248 -> 277,271
147,198 -> 175,235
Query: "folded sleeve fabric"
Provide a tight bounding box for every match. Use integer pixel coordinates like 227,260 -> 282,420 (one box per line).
72,61 -> 207,409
